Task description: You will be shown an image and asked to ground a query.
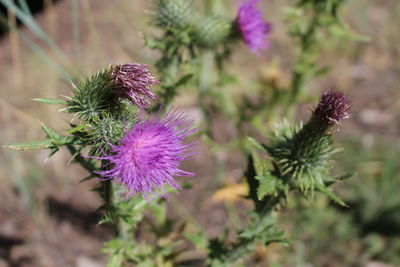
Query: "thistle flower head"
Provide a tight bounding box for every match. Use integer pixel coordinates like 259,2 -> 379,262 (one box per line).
313,89 -> 351,126
237,0 -> 272,54
111,63 -> 159,108
95,110 -> 197,200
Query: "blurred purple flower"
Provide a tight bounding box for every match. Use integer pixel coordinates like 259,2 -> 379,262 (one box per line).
96,110 -> 197,200
237,0 -> 272,54
314,89 -> 351,125
111,63 -> 159,108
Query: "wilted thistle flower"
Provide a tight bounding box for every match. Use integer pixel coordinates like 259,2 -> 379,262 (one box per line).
313,89 -> 351,127
95,110 -> 197,200
111,63 -> 159,109
237,0 -> 272,54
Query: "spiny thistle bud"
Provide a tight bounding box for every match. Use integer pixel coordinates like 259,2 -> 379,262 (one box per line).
111,63 -> 159,108
87,114 -> 128,155
192,16 -> 232,48
67,63 -> 159,122
266,89 -> 351,192
154,0 -> 193,29
67,70 -> 115,122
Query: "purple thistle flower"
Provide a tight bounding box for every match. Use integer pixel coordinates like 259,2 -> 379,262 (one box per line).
237,0 -> 272,54
314,89 -> 351,126
95,110 -> 197,200
111,63 -> 159,108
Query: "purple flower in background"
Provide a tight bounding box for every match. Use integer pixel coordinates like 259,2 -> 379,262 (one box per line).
111,63 -> 159,108
96,110 -> 197,200
314,89 -> 351,126
237,0 -> 272,54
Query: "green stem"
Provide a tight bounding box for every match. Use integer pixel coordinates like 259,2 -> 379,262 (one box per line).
112,183 -> 131,241
162,55 -> 180,107
198,51 -> 214,138
286,14 -> 319,117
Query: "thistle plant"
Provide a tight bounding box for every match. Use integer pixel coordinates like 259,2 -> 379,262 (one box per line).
7,62 -> 198,265
207,90 -> 352,265
4,0 -> 362,265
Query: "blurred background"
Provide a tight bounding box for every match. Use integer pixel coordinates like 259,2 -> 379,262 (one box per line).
0,0 -> 399,266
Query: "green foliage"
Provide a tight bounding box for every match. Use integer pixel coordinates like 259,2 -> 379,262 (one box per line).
282,197 -> 360,266
6,139 -> 54,151
276,141 -> 400,266
33,98 -> 68,105
6,124 -> 76,158
257,171 -> 286,201
340,141 -> 400,264
208,213 -> 286,265
283,0 -> 366,105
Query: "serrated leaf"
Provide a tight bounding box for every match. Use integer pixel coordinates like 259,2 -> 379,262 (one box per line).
41,123 -> 61,140
41,123 -> 75,145
48,147 -> 59,157
317,184 -> 347,207
256,173 -> 282,200
324,172 -> 354,186
67,123 -> 88,134
5,140 -> 53,150
33,98 -> 67,105
334,173 -> 354,181
247,137 -> 265,151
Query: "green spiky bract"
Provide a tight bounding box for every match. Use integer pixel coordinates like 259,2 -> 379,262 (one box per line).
66,68 -> 118,123
85,111 -> 136,156
192,16 -> 232,48
266,118 -> 337,193
249,90 -> 351,208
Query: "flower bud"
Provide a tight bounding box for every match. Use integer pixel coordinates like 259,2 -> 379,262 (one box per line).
88,115 -> 126,155
192,16 -> 232,48
154,0 -> 193,29
266,90 -> 351,192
